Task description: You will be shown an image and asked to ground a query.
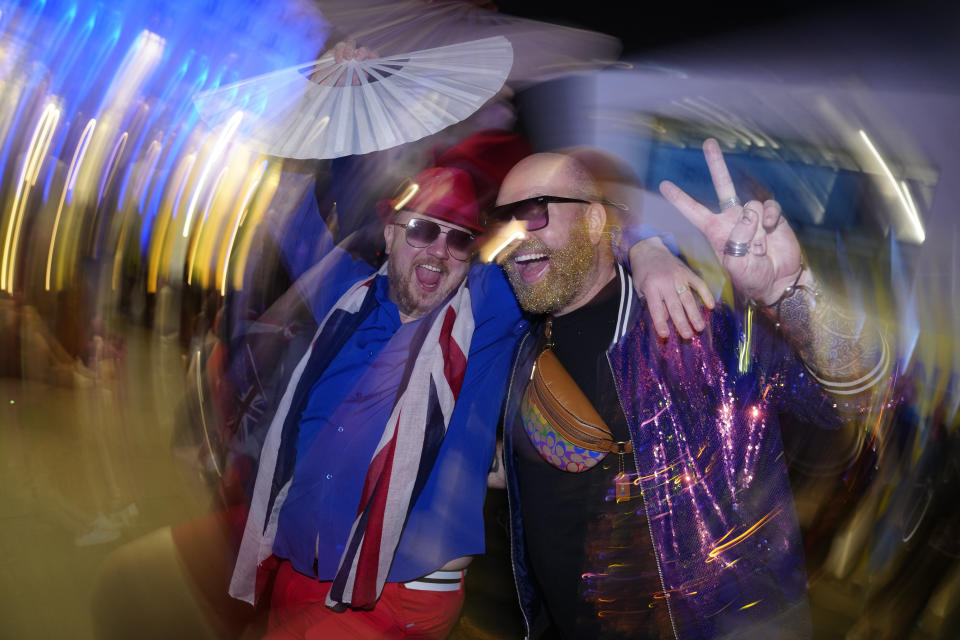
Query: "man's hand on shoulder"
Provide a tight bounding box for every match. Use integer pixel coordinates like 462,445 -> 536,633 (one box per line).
628,236 -> 714,340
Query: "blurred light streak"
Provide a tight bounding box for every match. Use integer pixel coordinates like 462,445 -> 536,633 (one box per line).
707,508 -> 781,561
194,349 -> 223,478
147,152 -> 194,294
704,600 -> 733,618
70,10 -> 123,107
110,144 -> 165,294
45,116 -> 96,290
2,99 -> 60,292
88,130 -> 131,259
220,159 -> 267,295
47,4 -> 91,93
858,129 -> 925,244
393,179 -> 418,211
228,165 -> 281,292
737,305 -> 754,374
947,230 -> 960,428
110,208 -> 135,293
484,229 -> 525,263
186,165 -> 228,286
681,97 -> 755,147
97,131 -> 128,204
171,152 -> 198,221
899,179 -> 920,221
97,29 -> 166,118
133,139 -> 163,213
889,234 -> 920,367
2,0 -> 331,308
481,219 -> 526,263
41,4 -> 77,78
182,110 -> 242,238
713,526 -> 737,547
115,102 -> 155,207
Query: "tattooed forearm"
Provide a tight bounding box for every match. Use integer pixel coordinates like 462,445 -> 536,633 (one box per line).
761,274 -> 889,395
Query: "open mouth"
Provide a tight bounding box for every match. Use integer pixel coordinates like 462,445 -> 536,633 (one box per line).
512,251 -> 550,284
414,263 -> 444,290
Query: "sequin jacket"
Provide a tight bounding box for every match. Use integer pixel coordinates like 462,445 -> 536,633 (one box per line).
503,265 -> 850,639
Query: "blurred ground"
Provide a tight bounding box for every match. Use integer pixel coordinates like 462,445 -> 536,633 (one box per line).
0,321 -> 208,639
2,316 -> 956,639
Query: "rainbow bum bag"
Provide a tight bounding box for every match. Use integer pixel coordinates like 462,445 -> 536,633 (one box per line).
520,346 -> 632,474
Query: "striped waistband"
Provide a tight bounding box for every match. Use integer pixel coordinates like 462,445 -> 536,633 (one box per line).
402,569 -> 466,592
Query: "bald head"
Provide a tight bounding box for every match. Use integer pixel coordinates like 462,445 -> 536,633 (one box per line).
496,153 -> 600,208
496,151 -> 618,316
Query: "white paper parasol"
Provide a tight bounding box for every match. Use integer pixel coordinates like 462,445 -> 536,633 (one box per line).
316,0 -> 621,86
192,36 -> 513,160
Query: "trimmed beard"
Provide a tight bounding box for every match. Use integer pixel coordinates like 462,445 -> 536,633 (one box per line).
503,216 -> 596,314
386,258 -> 449,320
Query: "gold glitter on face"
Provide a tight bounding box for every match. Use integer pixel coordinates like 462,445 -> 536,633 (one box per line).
503,215 -> 595,314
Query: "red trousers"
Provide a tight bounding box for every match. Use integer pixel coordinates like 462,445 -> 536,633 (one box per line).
265,560 -> 465,640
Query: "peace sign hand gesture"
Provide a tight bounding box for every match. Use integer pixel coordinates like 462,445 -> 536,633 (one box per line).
658,138 -> 803,307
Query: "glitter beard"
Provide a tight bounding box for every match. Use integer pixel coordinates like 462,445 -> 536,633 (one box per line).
503,216 -> 596,314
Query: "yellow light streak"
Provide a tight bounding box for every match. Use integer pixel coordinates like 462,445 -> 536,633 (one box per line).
228,167 -> 281,292
147,152 -> 195,293
393,182 -> 419,211
2,101 -> 60,292
25,107 -> 59,186
707,508 -> 782,561
183,110 -> 243,238
713,526 -> 737,547
705,601 -> 733,618
186,166 -> 228,285
46,118 -> 97,290
481,219 -> 527,263
221,160 -> 267,295
738,304 -> 754,373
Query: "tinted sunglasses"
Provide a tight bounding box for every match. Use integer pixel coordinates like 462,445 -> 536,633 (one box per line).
484,195 -> 627,231
390,218 -> 477,261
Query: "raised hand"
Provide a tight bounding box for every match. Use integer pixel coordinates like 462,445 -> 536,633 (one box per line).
658,138 -> 803,306
330,40 -> 379,64
310,40 -> 381,86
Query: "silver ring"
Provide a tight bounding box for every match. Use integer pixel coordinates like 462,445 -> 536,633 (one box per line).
675,285 -> 689,295
723,240 -> 749,257
718,196 -> 741,210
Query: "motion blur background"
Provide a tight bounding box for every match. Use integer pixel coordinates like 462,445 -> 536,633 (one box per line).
1,0 -> 957,638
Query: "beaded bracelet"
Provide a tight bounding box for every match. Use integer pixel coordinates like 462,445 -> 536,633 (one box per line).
751,264 -> 814,329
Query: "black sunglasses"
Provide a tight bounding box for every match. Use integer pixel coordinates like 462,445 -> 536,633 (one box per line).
484,195 -> 627,231
390,218 -> 477,261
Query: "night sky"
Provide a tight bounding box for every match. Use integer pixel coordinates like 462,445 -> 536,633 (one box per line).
494,0 -> 922,54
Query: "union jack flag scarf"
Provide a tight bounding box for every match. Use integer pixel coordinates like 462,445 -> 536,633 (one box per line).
229,266 -> 474,608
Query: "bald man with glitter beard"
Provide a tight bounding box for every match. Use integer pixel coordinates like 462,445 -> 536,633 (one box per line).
489,141 -> 893,640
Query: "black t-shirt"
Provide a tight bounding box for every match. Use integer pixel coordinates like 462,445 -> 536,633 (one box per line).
514,274 -> 670,640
